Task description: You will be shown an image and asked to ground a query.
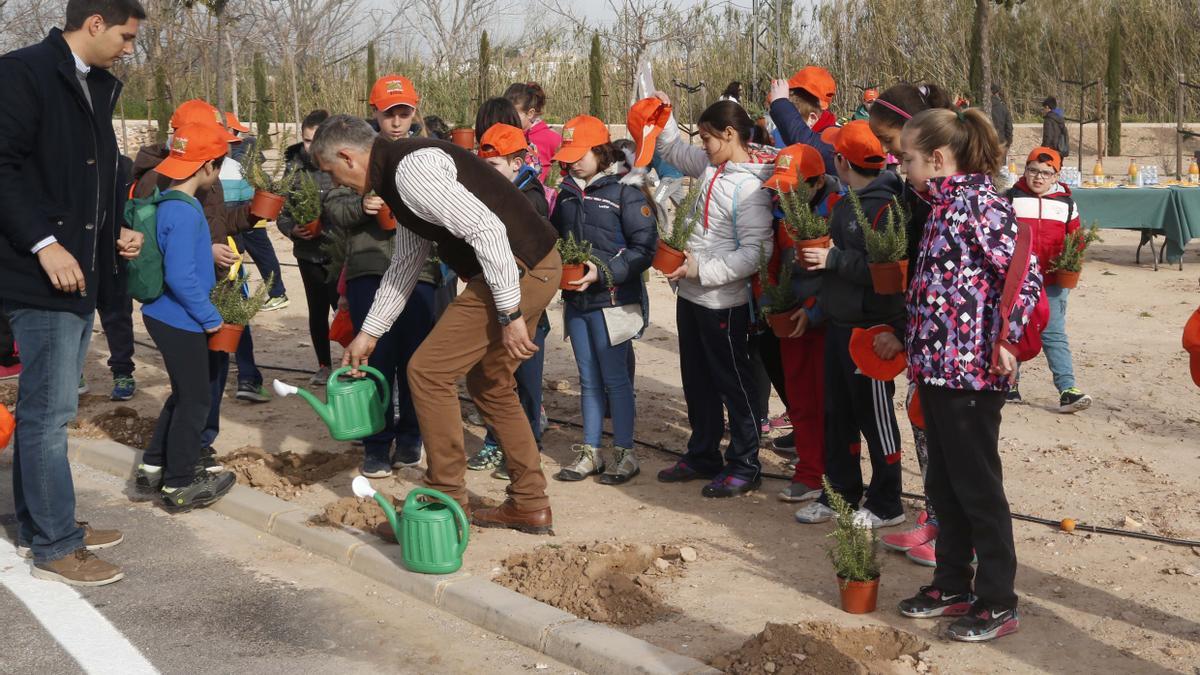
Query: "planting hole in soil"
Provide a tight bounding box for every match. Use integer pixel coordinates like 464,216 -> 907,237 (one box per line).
494,541 -> 695,626
223,445 -> 360,499
71,406 -> 159,448
711,621 -> 930,675
311,495 -> 400,531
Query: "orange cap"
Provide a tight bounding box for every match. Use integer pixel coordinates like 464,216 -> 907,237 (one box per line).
863,88 -> 879,104
626,97 -> 672,167
224,111 -> 250,133
763,144 -> 825,192
1184,306 -> 1200,387
479,123 -> 528,159
821,121 -> 886,171
155,122 -> 231,180
907,387 -> 925,429
849,325 -> 906,381
369,74 -> 420,112
787,66 -> 836,110
1026,146 -> 1062,172
170,99 -> 224,130
553,115 -> 610,164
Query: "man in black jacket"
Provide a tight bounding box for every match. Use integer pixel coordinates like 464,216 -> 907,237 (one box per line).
990,84 -> 1014,154
0,0 -> 145,586
1041,96 -> 1070,158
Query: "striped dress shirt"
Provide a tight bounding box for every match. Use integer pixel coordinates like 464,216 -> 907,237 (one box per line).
362,148 -> 523,338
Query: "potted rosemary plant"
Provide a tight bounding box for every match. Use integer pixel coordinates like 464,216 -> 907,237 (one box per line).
758,248 -> 800,338
825,476 -> 881,614
849,191 -> 909,295
207,274 -> 273,353
1048,222 -> 1101,289
652,183 -> 700,274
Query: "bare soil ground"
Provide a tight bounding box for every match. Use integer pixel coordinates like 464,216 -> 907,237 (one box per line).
46,226 -> 1200,673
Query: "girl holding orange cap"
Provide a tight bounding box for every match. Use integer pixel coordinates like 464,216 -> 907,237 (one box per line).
650,92 -> 777,498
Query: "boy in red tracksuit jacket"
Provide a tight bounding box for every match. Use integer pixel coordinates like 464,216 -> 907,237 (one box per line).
760,143 -> 843,503
1005,147 -> 1091,413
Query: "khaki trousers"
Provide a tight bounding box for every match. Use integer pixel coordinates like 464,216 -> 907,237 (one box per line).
407,249 -> 561,511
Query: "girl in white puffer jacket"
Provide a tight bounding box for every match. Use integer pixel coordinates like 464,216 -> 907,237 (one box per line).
652,93 -> 777,498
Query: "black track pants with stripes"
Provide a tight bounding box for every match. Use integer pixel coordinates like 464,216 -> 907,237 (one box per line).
819,323 -> 903,519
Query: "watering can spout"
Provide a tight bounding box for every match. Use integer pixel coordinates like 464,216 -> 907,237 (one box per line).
273,378 -> 336,429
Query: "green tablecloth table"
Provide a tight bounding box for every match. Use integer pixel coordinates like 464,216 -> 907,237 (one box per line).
1071,186 -> 1200,267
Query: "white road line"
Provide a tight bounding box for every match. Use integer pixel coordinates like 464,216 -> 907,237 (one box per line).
0,538 -> 158,675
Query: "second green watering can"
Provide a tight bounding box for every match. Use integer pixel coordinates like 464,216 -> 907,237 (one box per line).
273,366 -> 390,441
352,477 -> 469,574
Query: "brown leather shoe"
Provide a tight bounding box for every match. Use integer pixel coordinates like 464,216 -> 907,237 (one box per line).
32,548 -> 124,587
471,499 -> 553,535
16,521 -> 123,559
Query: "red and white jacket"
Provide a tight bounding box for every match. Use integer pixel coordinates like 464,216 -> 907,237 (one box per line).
1005,177 -> 1081,287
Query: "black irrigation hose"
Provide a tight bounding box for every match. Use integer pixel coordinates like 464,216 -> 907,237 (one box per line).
115,333 -> 1200,548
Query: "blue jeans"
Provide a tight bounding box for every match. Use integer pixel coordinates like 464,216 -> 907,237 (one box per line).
1042,285 -> 1075,392
346,277 -> 435,460
234,323 -> 263,387
564,304 -> 635,449
3,304 -> 92,563
237,228 -> 286,298
484,314 -> 549,448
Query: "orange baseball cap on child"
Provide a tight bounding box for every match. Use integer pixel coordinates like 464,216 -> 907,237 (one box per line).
479,123 -> 528,159
1027,146 -> 1062,172
1183,306 -> 1200,387
369,75 -> 420,111
863,88 -> 879,104
821,120 -> 886,171
170,99 -> 224,130
155,122 -> 231,180
763,144 -> 825,192
224,111 -> 250,133
626,97 -> 672,167
553,115 -> 610,164
849,325 -> 906,381
787,66 -> 837,110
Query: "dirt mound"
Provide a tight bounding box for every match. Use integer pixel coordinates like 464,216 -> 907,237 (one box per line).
311,495 -> 400,531
70,406 -> 159,448
712,622 -> 930,675
223,445 -> 359,499
494,542 -> 690,626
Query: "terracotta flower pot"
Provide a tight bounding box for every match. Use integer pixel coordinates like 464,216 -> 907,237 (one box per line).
837,575 -> 880,614
327,308 -> 354,347
868,259 -> 909,295
301,217 -> 322,237
652,241 -> 686,274
249,190 -> 285,220
207,323 -> 245,353
451,128 -> 476,149
795,235 -> 832,270
560,263 -> 587,290
766,310 -> 799,339
375,204 -> 396,231
1055,269 -> 1080,289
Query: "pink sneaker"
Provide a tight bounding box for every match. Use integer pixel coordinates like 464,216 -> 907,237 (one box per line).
881,514 -> 937,552
0,363 -> 20,380
906,540 -> 937,567
768,413 -> 792,431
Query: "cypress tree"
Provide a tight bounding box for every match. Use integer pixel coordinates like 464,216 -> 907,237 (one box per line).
253,51 -> 270,150
1105,15 -> 1121,156
366,40 -> 377,114
154,63 -> 170,144
589,33 -> 604,119
478,31 -> 491,104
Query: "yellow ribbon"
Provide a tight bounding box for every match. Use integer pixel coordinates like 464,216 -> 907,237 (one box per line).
226,236 -> 243,281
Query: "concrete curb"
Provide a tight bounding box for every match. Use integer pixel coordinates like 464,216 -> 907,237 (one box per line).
70,437 -> 718,675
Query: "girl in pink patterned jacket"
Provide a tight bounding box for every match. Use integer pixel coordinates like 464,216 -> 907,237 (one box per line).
893,107 -> 1042,644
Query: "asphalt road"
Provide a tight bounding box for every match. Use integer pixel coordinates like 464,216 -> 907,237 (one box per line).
0,464 -> 574,675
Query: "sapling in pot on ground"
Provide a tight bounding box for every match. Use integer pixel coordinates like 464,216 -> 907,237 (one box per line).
824,476 -> 881,614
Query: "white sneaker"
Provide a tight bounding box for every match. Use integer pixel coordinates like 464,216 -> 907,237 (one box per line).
852,508 -> 906,529
794,502 -> 835,524
778,483 -> 822,502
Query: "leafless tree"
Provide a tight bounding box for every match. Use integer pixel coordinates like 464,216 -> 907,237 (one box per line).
411,0 -> 516,70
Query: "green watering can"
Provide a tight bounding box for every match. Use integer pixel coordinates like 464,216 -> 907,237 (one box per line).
352,476 -> 469,574
272,366 -> 390,441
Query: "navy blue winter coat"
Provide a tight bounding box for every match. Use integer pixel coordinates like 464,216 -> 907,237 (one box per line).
551,170 -> 657,312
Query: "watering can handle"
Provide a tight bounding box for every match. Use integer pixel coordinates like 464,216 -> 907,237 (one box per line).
405,487 -> 469,558
329,365 -> 391,407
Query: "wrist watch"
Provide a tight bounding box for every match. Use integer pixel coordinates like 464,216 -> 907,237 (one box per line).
497,308 -> 523,327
